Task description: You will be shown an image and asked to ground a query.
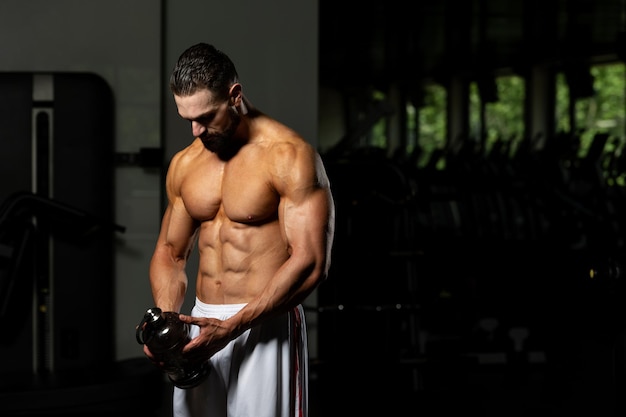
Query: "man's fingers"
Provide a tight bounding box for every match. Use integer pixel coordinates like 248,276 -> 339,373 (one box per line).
178,313 -> 193,323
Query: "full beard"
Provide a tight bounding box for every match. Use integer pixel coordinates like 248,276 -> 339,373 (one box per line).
200,107 -> 242,160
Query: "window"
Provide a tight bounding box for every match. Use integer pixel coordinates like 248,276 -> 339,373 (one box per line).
415,83 -> 447,168
469,75 -> 525,158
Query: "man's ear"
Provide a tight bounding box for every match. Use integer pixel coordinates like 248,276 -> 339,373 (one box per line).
229,83 -> 242,106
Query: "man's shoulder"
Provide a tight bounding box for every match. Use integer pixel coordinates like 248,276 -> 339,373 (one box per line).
264,134 -> 316,164
169,139 -> 212,173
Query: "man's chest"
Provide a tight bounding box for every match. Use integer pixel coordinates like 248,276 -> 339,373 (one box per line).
182,165 -> 279,224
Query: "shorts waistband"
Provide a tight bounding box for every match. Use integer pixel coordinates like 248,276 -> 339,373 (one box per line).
194,297 -> 247,315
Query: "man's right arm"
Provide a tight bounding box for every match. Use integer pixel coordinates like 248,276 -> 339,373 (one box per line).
149,153 -> 198,313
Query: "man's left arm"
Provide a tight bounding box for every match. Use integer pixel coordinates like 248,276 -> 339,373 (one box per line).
239,148 -> 335,326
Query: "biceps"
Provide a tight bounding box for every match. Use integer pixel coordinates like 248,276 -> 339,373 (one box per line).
283,189 -> 334,259
158,203 -> 198,261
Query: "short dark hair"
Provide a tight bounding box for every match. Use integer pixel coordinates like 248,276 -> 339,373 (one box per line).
169,43 -> 239,99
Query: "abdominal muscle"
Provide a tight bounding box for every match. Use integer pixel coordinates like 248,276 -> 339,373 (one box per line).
194,216 -> 289,304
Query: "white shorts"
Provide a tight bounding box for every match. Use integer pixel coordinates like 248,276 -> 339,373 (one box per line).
173,298 -> 308,417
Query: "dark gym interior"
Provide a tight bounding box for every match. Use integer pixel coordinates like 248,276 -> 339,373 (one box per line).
2,1 -> 626,416
315,0 -> 626,415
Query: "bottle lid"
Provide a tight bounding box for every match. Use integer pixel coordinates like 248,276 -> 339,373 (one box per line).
136,307 -> 164,345
145,307 -> 164,325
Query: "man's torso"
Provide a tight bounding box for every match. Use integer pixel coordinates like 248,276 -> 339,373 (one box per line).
179,135 -> 293,304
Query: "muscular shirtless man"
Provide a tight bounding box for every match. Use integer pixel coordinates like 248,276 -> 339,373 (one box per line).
145,43 -> 335,417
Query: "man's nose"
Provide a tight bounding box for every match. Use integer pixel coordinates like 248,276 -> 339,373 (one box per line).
191,121 -> 205,138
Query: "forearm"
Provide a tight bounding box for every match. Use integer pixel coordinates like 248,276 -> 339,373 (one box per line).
227,256 -> 324,336
149,251 -> 189,312
228,188 -> 334,334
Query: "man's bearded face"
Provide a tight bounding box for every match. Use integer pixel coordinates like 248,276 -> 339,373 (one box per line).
200,105 -> 241,153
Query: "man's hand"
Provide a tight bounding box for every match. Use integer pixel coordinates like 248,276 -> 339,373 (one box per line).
178,314 -> 235,363
143,344 -> 172,371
